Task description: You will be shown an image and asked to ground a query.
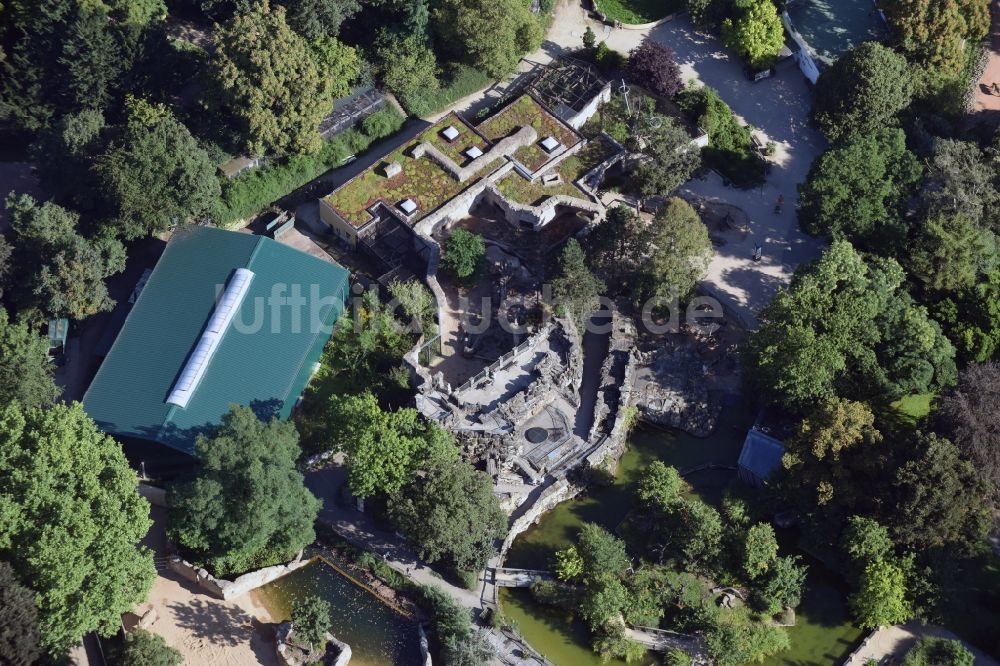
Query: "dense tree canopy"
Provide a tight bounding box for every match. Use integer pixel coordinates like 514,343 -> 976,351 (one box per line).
882,0 -> 990,73
797,128 -> 921,246
891,433 -> 991,557
812,42 -> 914,141
280,0 -> 360,40
0,560 -> 42,666
434,0 -> 542,79
389,455 -> 507,571
6,194 -> 125,321
211,1 -> 341,155
633,197 -> 712,302
849,558 -> 911,628
375,32 -> 440,100
0,402 -> 154,656
781,399 -> 885,511
744,240 -> 955,408
98,100 -> 221,239
0,308 -> 60,410
937,361 -> 1000,505
325,392 -> 457,498
170,406 -> 320,576
905,212 -> 994,293
920,138 -> 1000,230
584,204 -> 647,292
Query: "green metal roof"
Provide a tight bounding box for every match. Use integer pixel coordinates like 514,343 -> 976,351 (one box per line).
83,226 -> 349,454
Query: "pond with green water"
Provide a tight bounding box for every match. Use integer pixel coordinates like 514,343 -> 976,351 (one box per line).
502,401 -> 864,665
255,559 -> 421,666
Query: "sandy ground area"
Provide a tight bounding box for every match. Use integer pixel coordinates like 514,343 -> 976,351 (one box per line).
138,506 -> 281,666
973,1 -> 1000,116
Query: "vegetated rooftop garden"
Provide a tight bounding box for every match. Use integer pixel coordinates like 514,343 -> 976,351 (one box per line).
496,136 -> 619,206
479,95 -> 582,171
323,116 -> 502,227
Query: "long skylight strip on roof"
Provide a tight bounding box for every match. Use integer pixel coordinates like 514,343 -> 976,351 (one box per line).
166,268 -> 255,408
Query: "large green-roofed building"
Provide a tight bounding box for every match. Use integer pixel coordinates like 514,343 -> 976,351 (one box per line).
84,226 -> 349,456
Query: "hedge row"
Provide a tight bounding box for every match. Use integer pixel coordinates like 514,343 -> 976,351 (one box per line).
211,106 -> 406,227
399,65 -> 493,118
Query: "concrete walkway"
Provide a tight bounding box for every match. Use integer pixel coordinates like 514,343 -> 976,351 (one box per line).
972,0 -> 1000,119
305,465 -> 483,609
843,622 -> 1000,666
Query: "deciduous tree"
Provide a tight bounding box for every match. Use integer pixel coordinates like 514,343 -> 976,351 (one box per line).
721,0 -> 784,70
390,456 -> 506,571
169,406 -> 321,576
577,523 -> 629,580
882,0 -> 990,73
443,229 -> 486,279
292,595 -> 331,649
812,42 -> 914,142
757,555 -> 808,614
891,433 -> 991,557
743,523 -> 778,580
797,128 -> 921,246
634,197 -> 712,302
280,0 -> 360,40
635,118 -> 701,197
119,629 -> 182,666
0,402 -> 155,656
325,392 -> 457,498
0,308 -> 60,410
99,100 -> 221,239
849,558 -> 911,628
902,637 -> 975,666
434,0 -> 542,79
211,1 -> 334,155
6,194 -> 125,321
627,39 -> 682,99
376,32 -> 439,101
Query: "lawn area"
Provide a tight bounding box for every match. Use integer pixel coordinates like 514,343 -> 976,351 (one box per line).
496,137 -> 618,206
594,0 -> 682,24
889,392 -> 933,425
479,96 -> 581,171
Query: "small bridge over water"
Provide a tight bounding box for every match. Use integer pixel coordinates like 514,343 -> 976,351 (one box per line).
489,567 -> 554,588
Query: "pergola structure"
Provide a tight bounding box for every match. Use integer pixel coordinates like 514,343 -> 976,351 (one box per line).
528,57 -> 607,119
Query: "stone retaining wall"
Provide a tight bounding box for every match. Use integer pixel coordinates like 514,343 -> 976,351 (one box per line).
168,552 -> 310,601
499,478 -> 582,559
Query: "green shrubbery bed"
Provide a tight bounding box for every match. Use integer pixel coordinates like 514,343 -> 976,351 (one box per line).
211,106 -> 405,227
677,84 -> 765,187
399,65 -> 493,118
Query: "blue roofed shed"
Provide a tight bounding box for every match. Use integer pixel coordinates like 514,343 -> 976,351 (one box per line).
83,226 -> 349,455
738,429 -> 786,488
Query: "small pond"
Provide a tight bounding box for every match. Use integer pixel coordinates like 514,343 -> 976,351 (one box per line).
254,559 -> 422,666
501,400 -> 863,665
